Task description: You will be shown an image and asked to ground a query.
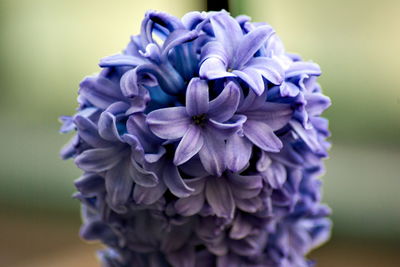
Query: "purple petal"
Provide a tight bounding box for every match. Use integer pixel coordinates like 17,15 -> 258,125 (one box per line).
228,173 -> 263,196
235,196 -> 263,213
130,155 -> 159,187
245,102 -> 292,131
208,81 -> 241,122
246,57 -> 284,85
79,75 -> 124,109
256,150 -> 272,172
243,120 -> 283,152
74,173 -> 104,196
198,130 -> 226,176
174,124 -> 204,165
229,213 -> 253,240
207,115 -> 246,138
232,69 -> 264,96
280,82 -> 300,97
185,78 -> 209,116
226,134 -> 252,172
74,147 -> 122,172
290,120 -> 321,152
305,93 -> 331,116
263,161 -> 287,189
133,182 -> 167,205
98,111 -> 122,143
201,41 -> 229,66
163,160 -> 194,198
147,107 -> 190,139
99,54 -> 145,67
74,115 -> 110,148
179,158 -> 209,177
286,61 -> 321,78
235,25 -> 275,67
199,57 -> 233,80
205,177 -> 235,219
161,29 -> 198,59
174,192 -> 205,216
210,12 -> 243,61
105,159 -> 135,212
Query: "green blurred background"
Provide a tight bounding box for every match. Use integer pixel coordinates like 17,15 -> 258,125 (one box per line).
0,0 -> 399,266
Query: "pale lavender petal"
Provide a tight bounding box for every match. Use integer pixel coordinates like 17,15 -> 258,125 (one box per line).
179,158 -> 209,177
98,111 -> 122,143
185,78 -> 209,116
74,147 -> 122,172
305,93 -> 331,116
246,57 -> 284,85
210,12 -> 243,60
174,124 -> 204,165
200,41 -> 229,66
286,61 -> 321,78
199,58 -> 234,80
290,120 -> 321,152
199,130 -> 226,176
263,161 -> 287,189
235,25 -> 275,68
243,120 -> 283,152
245,102 -> 292,131
226,134 -> 252,172
130,155 -> 159,187
205,177 -> 235,219
133,182 -> 167,205
208,82 -> 241,122
280,82 -> 300,97
232,69 -> 264,96
74,173 -> 104,196
256,150 -> 272,172
175,192 -> 205,216
79,75 -> 124,109
207,115 -> 246,138
146,107 -> 190,139
163,160 -> 194,198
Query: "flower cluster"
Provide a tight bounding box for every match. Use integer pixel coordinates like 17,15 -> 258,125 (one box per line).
61,10 -> 331,267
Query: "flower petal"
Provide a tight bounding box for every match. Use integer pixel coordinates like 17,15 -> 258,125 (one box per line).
98,111 -> 122,143
235,25 -> 275,68
229,213 -> 253,240
186,78 -> 209,116
74,147 -> 122,172
174,124 -> 204,165
226,134 -> 252,172
163,160 -> 194,198
74,115 -> 110,148
199,130 -> 226,176
199,57 -> 233,80
286,61 -> 321,78
99,54 -> 145,67
79,75 -> 124,109
210,12 -> 243,61
205,177 -> 235,219
208,81 -> 241,122
105,160 -> 136,213
235,197 -> 263,213
147,107 -> 190,139
133,182 -> 167,205
246,57 -> 284,85
263,161 -> 287,189
175,192 -> 205,216
232,69 -> 264,96
245,102 -> 292,131
243,120 -> 283,152
130,155 -> 159,187
305,93 -> 331,116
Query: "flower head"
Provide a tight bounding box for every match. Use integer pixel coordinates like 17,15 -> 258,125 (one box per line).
61,10 -> 331,267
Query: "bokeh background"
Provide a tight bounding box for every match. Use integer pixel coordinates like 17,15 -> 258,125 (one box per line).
0,0 -> 399,266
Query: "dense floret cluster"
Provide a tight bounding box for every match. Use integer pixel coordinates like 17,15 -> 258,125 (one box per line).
61,10 -> 331,267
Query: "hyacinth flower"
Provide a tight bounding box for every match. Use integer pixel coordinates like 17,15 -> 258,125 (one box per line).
61,10 -> 331,267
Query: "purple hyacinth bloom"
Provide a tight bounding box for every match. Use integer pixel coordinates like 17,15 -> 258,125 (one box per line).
147,78 -> 246,175
61,10 -> 331,267
199,11 -> 284,95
